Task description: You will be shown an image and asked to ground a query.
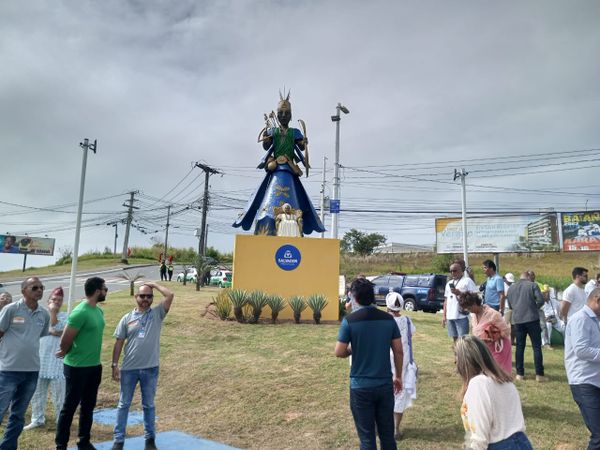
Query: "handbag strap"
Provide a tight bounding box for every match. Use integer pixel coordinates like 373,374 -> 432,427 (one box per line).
406,317 -> 414,364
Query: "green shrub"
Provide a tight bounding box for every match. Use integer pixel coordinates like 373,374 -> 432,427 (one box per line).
228,289 -> 248,323
213,289 -> 232,320
266,295 -> 286,324
289,296 -> 307,324
247,291 -> 269,324
306,294 -> 328,324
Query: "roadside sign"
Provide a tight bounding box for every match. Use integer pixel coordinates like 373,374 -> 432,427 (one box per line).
330,199 -> 340,214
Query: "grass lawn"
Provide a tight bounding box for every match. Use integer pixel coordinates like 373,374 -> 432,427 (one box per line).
8,283 -> 589,449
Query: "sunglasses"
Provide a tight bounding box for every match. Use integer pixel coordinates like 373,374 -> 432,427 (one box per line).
450,269 -> 459,273
138,294 -> 154,300
31,285 -> 45,291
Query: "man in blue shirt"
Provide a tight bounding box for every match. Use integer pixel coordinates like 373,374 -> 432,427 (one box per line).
564,287 -> 600,450
335,278 -> 403,449
483,260 -> 505,313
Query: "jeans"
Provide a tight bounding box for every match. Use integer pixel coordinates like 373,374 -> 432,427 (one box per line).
570,384 -> 600,450
30,377 -> 66,425
114,366 -> 159,443
350,384 -> 397,450
0,371 -> 38,450
447,317 -> 469,338
55,364 -> 102,449
488,431 -> 533,449
515,320 -> 544,376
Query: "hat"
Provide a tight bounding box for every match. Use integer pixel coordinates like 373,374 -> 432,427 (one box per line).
386,292 -> 404,311
505,273 -> 515,283
51,286 -> 64,298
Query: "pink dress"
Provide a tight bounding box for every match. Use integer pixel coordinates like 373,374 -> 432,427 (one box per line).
471,306 -> 512,375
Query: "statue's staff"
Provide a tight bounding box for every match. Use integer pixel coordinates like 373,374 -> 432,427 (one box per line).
298,119 -> 310,177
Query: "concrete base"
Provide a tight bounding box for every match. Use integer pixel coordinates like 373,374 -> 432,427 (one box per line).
67,430 -> 240,450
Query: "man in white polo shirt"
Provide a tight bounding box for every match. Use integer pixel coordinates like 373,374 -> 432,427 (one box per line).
0,277 -> 50,450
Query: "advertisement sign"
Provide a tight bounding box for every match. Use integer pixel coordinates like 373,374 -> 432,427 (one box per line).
275,244 -> 302,271
436,214 -> 560,254
0,235 -> 56,256
562,211 -> 600,251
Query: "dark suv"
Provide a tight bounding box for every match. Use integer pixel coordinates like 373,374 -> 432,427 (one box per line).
371,272 -> 447,312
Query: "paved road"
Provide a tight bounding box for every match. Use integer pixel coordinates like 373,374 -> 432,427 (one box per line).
0,264 -> 186,307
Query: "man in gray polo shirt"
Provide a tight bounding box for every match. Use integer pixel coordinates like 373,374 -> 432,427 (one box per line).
110,282 -> 173,450
0,277 -> 50,450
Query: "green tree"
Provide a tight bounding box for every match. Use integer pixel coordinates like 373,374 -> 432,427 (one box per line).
341,229 -> 386,256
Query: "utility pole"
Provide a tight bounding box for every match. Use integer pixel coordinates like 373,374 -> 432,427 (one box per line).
107,222 -> 118,254
68,138 -> 97,313
330,102 -> 349,239
319,156 -> 327,238
121,191 -> 139,263
454,168 -> 469,267
163,205 -> 171,261
194,163 -> 221,257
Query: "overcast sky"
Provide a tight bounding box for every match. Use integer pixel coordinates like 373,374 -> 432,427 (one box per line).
1,0 -> 600,271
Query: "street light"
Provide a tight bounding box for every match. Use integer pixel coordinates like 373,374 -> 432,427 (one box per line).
330,103 -> 349,239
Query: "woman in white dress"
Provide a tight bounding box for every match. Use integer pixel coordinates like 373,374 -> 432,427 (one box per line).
386,291 -> 417,440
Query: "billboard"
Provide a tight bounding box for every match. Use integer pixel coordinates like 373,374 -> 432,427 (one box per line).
562,211 -> 600,251
0,235 -> 56,256
436,214 -> 560,254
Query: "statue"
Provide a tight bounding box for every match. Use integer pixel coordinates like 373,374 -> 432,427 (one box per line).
232,90 -> 326,236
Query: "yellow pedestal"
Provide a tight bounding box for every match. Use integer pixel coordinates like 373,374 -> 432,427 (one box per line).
232,234 -> 340,322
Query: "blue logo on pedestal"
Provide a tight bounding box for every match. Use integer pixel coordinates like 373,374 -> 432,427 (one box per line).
275,245 -> 301,271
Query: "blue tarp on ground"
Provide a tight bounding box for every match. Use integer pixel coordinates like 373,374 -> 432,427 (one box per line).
67,430 -> 241,450
93,408 -> 145,425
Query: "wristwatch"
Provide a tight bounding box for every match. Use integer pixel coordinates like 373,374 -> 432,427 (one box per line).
111,362 -> 118,368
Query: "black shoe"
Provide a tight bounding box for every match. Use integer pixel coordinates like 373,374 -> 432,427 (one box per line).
111,443 -> 124,450
145,438 -> 158,450
77,444 -> 98,450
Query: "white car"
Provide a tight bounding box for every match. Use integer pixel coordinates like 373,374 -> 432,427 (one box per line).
176,268 -> 198,283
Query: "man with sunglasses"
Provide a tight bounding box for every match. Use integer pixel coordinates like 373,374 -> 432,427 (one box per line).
0,277 -> 50,450
109,282 -> 173,450
55,277 -> 107,450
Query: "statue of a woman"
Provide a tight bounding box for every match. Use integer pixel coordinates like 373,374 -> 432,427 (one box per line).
232,91 -> 325,236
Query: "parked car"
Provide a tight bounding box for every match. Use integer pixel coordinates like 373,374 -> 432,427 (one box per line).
176,268 -> 198,283
371,272 -> 447,312
210,270 -> 232,288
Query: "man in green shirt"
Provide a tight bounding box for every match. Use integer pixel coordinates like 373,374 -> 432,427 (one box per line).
55,277 -> 107,450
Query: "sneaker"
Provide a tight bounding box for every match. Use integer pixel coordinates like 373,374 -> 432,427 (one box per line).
145,438 -> 158,450
543,344 -> 554,350
515,375 -> 525,381
111,443 -> 124,450
23,422 -> 44,430
77,443 -> 98,450
536,375 -> 547,383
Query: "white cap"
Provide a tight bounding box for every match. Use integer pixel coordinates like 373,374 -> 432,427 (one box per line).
505,273 -> 515,283
386,292 -> 404,311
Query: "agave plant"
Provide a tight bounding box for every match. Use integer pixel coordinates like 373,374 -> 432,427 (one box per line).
266,295 -> 286,324
288,295 -> 307,324
213,289 -> 232,321
117,270 -> 145,296
228,289 -> 248,323
307,294 -> 328,324
247,291 -> 269,324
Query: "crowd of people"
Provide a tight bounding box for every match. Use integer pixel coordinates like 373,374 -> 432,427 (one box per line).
0,276 -> 173,450
337,262 -> 600,450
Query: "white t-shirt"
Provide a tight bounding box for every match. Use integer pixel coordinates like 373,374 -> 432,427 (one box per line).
461,375 -> 526,450
562,283 -> 587,319
445,276 -> 478,320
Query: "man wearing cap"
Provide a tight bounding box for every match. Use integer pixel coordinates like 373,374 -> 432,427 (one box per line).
564,287 -> 600,449
335,277 -> 403,450
25,287 -> 68,430
0,277 -> 50,449
110,282 -> 174,450
55,277 -> 107,450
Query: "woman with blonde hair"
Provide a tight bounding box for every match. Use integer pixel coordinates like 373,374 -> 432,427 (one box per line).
456,336 -> 533,450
